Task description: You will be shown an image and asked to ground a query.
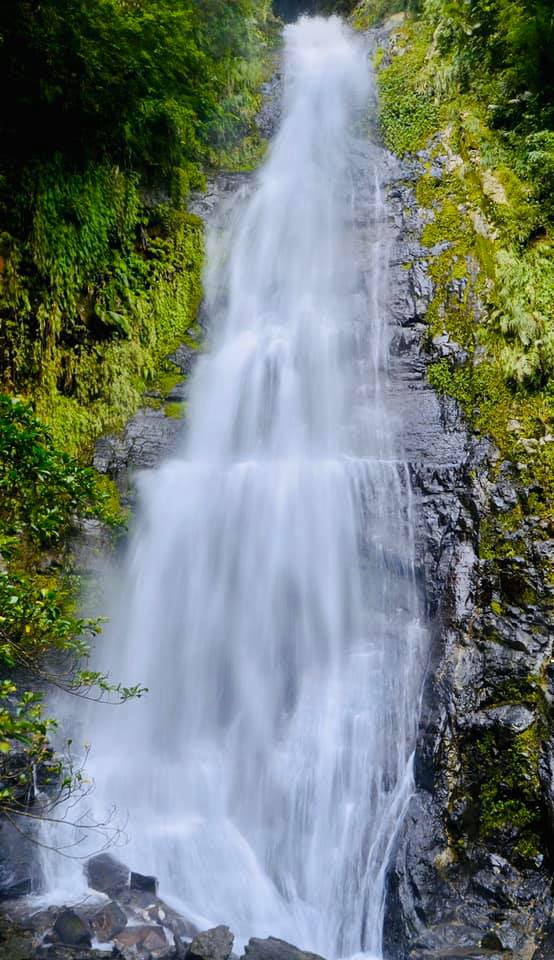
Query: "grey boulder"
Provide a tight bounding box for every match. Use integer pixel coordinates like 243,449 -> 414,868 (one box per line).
86,853 -> 129,895
187,925 -> 235,960
53,908 -> 92,947
242,938 -> 326,960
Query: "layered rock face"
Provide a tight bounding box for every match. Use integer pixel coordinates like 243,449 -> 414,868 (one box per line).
381,146 -> 554,960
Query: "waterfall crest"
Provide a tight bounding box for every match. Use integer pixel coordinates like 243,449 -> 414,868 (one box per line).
43,17 -> 426,959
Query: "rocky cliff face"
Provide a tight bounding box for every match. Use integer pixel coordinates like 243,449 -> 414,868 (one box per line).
382,143 -> 554,960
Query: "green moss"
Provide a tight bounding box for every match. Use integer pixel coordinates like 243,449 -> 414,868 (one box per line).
479,517 -> 524,562
164,402 -> 185,420
489,676 -> 545,710
459,725 -> 543,859
514,834 -> 541,861
153,369 -> 184,400
428,361 -> 473,412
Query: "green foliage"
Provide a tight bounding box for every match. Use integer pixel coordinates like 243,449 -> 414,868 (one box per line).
0,0 -> 272,825
377,22 -> 440,154
493,245 -> 554,387
428,360 -> 473,411
423,0 -> 554,133
351,0 -> 421,29
0,0 -> 272,177
0,0 -> 273,455
0,395 -> 111,548
0,396 -> 144,813
1,168 -> 205,454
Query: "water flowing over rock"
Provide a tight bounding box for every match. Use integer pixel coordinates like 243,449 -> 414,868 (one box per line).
40,16 -> 427,959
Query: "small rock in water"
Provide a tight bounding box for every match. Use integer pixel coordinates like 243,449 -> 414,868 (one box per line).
130,870 -> 159,895
53,908 -> 92,947
243,938 -> 326,960
86,852 -> 129,895
187,925 -> 234,960
90,900 -> 128,940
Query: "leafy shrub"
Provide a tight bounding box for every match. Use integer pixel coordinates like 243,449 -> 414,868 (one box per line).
494,246 -> 554,387
377,23 -> 440,154
0,396 -> 142,813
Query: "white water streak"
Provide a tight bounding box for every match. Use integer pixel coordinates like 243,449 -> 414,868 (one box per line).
41,17 -> 426,959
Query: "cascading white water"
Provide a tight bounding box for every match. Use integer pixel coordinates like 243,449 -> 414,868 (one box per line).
42,17 -> 426,959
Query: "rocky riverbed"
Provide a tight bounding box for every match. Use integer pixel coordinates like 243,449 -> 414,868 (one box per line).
0,850 -> 327,960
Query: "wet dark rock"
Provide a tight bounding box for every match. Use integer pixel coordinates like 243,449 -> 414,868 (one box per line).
130,870 -> 159,895
466,704 -> 535,734
90,900 -> 127,941
255,68 -> 283,140
532,924 -> 554,960
0,876 -> 32,900
431,333 -> 468,366
86,852 -> 129,895
93,407 -> 184,495
53,908 -> 92,947
169,343 -> 200,377
243,938 -> 326,960
382,142 -> 554,959
187,925 -> 234,960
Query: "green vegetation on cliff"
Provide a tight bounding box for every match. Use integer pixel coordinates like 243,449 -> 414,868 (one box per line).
0,0 -> 275,452
360,0 -> 554,865
0,0 -> 274,818
0,395 -> 146,814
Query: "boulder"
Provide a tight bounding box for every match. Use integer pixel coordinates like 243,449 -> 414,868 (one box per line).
53,908 -> 92,947
242,938 -> 326,960
0,877 -> 32,900
86,853 -> 129,895
187,925 -> 234,960
130,870 -> 159,896
90,900 -> 128,941
115,923 -> 168,953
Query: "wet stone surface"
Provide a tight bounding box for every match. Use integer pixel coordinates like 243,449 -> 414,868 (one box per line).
380,143 -> 554,960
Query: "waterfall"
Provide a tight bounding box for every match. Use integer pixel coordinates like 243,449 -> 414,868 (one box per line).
42,17 -> 426,959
